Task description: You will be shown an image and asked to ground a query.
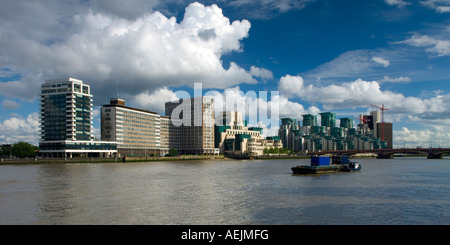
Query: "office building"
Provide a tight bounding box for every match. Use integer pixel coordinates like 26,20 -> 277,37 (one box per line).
101,98 -> 169,156
377,122 -> 392,149
215,111 -> 282,156
165,96 -> 217,155
39,78 -> 117,157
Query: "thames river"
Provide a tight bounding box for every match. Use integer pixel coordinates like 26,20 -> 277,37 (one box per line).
0,157 -> 449,225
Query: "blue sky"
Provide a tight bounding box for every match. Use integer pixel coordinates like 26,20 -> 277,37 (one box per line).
1,0 -> 450,148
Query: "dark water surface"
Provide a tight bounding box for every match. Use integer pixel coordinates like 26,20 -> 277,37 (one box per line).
1,157 -> 449,225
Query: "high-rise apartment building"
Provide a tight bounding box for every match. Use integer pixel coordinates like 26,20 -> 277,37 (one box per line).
302,114 -> 317,127
339,118 -> 353,128
279,118 -> 300,151
165,96 -> 216,155
320,112 -> 336,128
39,78 -> 117,157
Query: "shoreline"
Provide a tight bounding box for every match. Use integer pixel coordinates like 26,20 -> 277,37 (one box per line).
0,155 -> 307,165
0,154 -> 441,165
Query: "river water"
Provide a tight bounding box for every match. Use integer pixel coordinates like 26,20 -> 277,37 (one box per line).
0,157 -> 449,225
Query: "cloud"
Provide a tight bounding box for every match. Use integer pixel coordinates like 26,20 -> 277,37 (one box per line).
421,0 -> 450,13
250,66 -> 274,80
394,126 -> 450,148
302,50 -> 398,83
380,75 -> 411,83
399,34 -> 450,57
228,0 -> 314,19
1,99 -> 21,110
278,74 -> 450,147
88,0 -> 162,20
130,87 -> 179,114
0,113 -> 39,145
371,57 -> 390,67
278,75 -> 450,118
385,0 -> 411,8
0,2 -> 260,102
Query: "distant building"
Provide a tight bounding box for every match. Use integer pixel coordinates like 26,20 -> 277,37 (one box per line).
377,122 -> 392,149
302,114 -> 317,127
215,111 -> 282,156
320,112 -> 336,128
278,111 -> 391,153
278,118 -> 301,152
39,78 -> 117,158
165,96 -> 217,155
339,118 -> 353,128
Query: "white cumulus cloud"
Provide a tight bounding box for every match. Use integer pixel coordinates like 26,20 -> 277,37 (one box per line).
0,113 -> 39,145
0,2 -> 262,102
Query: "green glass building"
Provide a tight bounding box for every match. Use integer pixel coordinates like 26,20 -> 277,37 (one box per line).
39,78 -> 117,158
320,112 -> 336,128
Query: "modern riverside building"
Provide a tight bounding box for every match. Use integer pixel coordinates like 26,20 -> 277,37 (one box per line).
39,78 -> 117,158
278,111 -> 391,154
101,98 -> 172,156
215,111 -> 283,156
302,114 -> 317,127
319,112 -> 336,128
165,96 -> 217,155
377,122 -> 392,149
278,118 -> 302,152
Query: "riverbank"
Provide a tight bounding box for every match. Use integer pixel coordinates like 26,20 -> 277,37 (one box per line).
0,155 -> 226,164
2,153 -> 442,165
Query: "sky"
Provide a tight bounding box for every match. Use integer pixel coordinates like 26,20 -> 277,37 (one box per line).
1,0 -> 450,148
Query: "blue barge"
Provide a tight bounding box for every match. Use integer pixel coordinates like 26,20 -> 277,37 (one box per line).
291,156 -> 361,174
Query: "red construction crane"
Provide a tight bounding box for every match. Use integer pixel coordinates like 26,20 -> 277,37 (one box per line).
370,104 -> 389,141
352,116 -> 370,125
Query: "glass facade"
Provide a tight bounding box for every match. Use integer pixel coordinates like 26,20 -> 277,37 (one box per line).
74,94 -> 92,140
39,78 -> 117,158
40,78 -> 93,142
41,94 -> 67,140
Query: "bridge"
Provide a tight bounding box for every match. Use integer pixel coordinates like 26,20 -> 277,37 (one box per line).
308,148 -> 450,159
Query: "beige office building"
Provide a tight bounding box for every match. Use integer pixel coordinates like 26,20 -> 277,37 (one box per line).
165,96 -> 217,155
101,98 -> 169,156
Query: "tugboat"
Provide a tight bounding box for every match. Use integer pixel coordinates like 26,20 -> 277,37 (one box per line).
332,155 -> 361,172
340,162 -> 361,172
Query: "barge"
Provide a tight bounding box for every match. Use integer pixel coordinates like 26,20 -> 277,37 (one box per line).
291,164 -> 341,174
291,156 -> 361,175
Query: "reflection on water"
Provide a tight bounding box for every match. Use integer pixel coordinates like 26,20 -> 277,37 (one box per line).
1,158 -> 449,224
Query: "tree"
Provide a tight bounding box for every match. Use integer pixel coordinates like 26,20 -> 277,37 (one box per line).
11,142 -> 38,158
1,145 -> 12,157
168,148 -> 178,157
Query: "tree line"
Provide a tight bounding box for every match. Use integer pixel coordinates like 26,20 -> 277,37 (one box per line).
263,147 -> 293,155
1,142 -> 38,158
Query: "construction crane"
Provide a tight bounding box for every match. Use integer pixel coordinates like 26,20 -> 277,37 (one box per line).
370,104 -> 389,141
352,116 -> 370,125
